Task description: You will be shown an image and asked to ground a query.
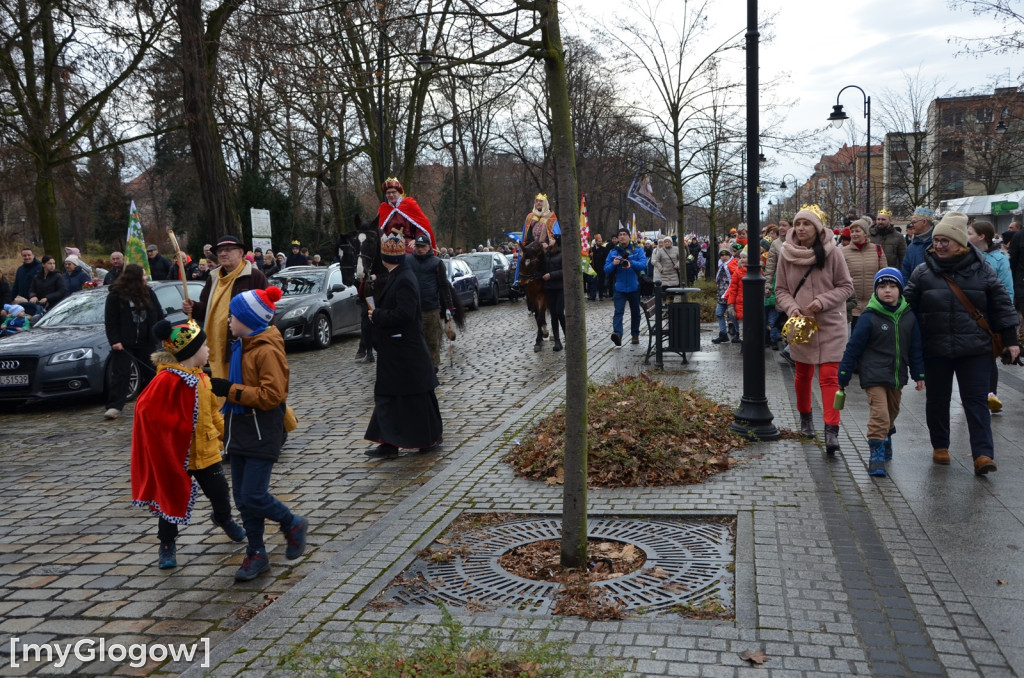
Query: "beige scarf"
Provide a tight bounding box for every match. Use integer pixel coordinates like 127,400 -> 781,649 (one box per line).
781,228 -> 836,266
205,262 -> 247,379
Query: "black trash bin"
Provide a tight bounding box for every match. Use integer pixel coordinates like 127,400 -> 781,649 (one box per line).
668,301 -> 701,353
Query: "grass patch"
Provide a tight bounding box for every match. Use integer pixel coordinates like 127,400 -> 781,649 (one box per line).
279,602 -> 625,677
504,374 -> 745,488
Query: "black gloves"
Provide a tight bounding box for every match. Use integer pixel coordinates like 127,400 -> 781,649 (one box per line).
210,378 -> 232,398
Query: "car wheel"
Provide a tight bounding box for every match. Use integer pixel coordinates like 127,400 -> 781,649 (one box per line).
313,313 -> 332,349
105,355 -> 142,402
468,288 -> 479,310
491,283 -> 501,305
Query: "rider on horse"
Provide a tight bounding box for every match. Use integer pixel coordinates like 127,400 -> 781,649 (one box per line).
377,177 -> 436,254
513,193 -> 560,288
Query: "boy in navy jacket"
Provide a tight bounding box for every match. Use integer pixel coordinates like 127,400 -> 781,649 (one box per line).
838,268 -> 925,477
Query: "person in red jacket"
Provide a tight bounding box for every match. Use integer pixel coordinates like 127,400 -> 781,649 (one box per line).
723,249 -> 748,344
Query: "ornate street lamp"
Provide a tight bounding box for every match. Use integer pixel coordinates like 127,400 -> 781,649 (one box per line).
730,0 -> 778,441
828,85 -> 872,215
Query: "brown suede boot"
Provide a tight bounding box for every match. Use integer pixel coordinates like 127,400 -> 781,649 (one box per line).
932,448 -> 950,465
973,456 -> 996,475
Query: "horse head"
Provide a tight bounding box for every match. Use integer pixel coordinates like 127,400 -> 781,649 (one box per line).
350,214 -> 382,283
520,241 -> 545,278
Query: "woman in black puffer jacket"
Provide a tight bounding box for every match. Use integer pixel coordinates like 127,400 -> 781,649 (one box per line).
903,212 -> 1019,475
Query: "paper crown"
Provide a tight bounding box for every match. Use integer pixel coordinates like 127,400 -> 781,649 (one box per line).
291,240 -> 300,246
382,177 -> 404,194
877,208 -> 893,217
798,203 -> 828,225
380,231 -> 407,259
535,193 -> 548,201
912,206 -> 934,219
158,319 -> 205,358
781,315 -> 819,345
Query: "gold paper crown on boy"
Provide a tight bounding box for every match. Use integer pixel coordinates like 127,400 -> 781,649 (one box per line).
153,319 -> 207,362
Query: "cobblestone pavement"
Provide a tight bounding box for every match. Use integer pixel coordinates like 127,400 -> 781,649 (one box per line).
3,298 -> 1024,677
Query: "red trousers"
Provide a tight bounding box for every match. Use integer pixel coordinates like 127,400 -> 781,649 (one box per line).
795,361 -> 840,426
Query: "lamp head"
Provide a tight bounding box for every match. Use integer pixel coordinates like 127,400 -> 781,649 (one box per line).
779,180 -> 788,190
828,104 -> 848,128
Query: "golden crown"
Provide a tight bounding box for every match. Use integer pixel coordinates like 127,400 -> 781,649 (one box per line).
798,203 -> 828,225
535,193 -> 548,201
163,320 -> 203,355
781,315 -> 819,345
877,208 -> 893,217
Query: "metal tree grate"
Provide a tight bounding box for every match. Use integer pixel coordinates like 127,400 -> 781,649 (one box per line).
377,516 -> 734,617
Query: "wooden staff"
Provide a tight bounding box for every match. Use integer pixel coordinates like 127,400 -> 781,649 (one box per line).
167,230 -> 192,320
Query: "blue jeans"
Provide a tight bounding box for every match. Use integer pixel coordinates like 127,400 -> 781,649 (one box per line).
924,353 -> 993,459
230,455 -> 294,553
766,305 -> 780,342
715,301 -> 728,334
612,290 -> 641,338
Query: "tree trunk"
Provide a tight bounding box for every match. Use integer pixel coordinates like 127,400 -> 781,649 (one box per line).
537,0 -> 587,570
176,0 -> 242,240
35,165 -> 60,258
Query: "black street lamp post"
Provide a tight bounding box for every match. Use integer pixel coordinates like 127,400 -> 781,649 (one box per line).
828,85 -> 872,216
730,0 -> 778,441
779,173 -> 801,212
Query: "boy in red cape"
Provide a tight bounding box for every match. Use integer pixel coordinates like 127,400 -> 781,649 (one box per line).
131,319 -> 245,570
377,177 -> 436,253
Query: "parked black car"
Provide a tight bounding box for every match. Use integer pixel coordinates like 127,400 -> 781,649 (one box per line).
445,258 -> 479,310
0,281 -> 201,403
457,252 -> 511,304
269,264 -> 361,349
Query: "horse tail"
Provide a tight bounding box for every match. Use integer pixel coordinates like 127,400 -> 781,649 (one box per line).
451,303 -> 467,331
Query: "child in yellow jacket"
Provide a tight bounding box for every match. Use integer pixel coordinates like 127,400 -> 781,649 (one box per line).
131,319 -> 245,570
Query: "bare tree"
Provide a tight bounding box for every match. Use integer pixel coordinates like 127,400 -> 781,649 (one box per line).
0,0 -> 168,256
877,70 -> 943,212
604,0 -> 745,233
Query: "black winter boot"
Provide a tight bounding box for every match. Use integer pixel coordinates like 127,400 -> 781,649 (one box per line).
799,412 -> 815,438
824,424 -> 840,456
711,331 -> 729,344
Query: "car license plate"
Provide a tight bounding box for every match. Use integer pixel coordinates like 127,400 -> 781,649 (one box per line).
0,374 -> 29,386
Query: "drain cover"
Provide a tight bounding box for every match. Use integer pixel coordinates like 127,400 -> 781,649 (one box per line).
378,516 -> 734,617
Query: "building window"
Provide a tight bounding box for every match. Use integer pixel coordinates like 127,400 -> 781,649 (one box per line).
977,107 -> 994,123
941,109 -> 964,127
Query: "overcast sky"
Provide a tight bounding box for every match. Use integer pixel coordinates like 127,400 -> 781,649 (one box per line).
560,0 -> 1022,206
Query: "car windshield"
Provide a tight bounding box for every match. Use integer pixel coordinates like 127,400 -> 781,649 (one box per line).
459,254 -> 493,272
271,271 -> 325,296
36,290 -> 108,326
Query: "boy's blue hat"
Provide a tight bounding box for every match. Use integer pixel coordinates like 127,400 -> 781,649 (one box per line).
229,287 -> 282,332
874,267 -> 904,292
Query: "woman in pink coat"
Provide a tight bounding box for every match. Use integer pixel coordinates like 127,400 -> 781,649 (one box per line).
775,207 -> 854,454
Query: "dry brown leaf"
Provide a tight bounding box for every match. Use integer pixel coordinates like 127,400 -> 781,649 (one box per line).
621,544 -> 637,562
738,649 -> 769,665
649,566 -> 669,579
997,579 -> 1008,585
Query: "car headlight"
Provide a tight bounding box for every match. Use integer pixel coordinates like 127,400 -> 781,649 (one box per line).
282,305 -> 310,320
50,348 -> 93,364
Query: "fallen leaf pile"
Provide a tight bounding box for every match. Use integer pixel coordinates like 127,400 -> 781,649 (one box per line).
505,373 -> 745,487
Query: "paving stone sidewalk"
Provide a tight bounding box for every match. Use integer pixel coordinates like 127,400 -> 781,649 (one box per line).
3,299 -> 1022,677
180,315 -> 1023,677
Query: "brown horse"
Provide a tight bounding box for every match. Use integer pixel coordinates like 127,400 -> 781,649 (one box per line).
518,242 -> 549,352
